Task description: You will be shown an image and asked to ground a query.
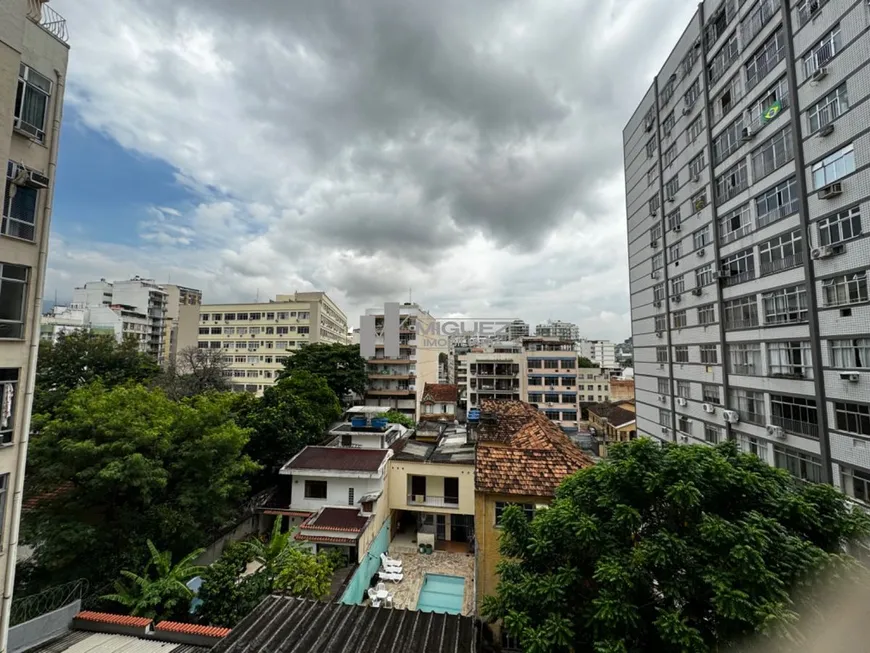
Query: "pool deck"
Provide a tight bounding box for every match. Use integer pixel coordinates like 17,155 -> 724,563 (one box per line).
383,548 -> 475,615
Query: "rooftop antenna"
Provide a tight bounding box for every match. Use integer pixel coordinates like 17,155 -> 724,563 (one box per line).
409,288 -> 412,303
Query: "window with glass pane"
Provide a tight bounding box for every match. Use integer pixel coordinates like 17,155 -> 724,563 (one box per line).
822,272 -> 868,307
671,274 -> 685,295
774,444 -> 822,482
755,177 -> 799,228
674,345 -> 689,363
708,33 -> 740,85
829,338 -> 870,368
698,304 -> 715,325
676,380 -> 690,398
688,151 -> 706,180
751,125 -> 793,181
771,395 -> 818,437
688,115 -> 704,143
748,75 -> 790,130
728,387 -> 765,424
803,24 -> 841,78
728,343 -> 761,375
738,433 -> 768,461
762,285 -> 807,324
656,346 -> 668,363
745,27 -> 784,90
818,206 -> 861,246
650,223 -> 662,244
667,209 -> 681,232
657,378 -> 670,395
665,176 -> 679,198
684,77 -> 701,107
718,204 -> 752,244
654,314 -> 667,332
812,144 -> 855,188
834,402 -> 870,436
661,77 -> 676,106
704,424 -> 721,443
678,415 -> 693,434
648,167 -> 657,185
14,65 -> 51,142
663,144 -> 677,167
649,195 -> 660,215
652,252 -> 663,270
646,138 -> 657,158
696,263 -> 713,287
808,84 -> 848,134
693,225 -> 710,249
0,264 -> 27,338
702,383 -> 721,404
715,159 -> 749,206
712,74 -> 743,126
720,248 -> 755,285
758,229 -> 803,276
741,0 -> 779,50
660,409 -> 673,428
724,295 -> 759,329
672,310 -> 687,329
700,344 -> 718,364
691,189 -> 708,214
662,111 -> 675,136
712,115 -> 745,164
0,369 -> 18,444
669,241 -> 682,262
2,175 -> 37,242
768,341 -> 813,379
654,283 -> 665,302
842,466 -> 870,503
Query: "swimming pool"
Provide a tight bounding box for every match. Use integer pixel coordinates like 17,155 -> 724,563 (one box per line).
416,573 -> 465,614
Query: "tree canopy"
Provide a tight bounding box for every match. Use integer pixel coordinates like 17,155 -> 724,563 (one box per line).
577,356 -> 597,368
154,347 -> 231,400
278,343 -> 367,403
380,409 -> 415,428
482,439 -> 870,653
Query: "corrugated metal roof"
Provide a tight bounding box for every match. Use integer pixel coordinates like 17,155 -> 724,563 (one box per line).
54,633 -> 182,652
28,631 -> 92,652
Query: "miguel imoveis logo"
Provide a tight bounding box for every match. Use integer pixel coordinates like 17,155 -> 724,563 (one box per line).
360,302 -> 517,356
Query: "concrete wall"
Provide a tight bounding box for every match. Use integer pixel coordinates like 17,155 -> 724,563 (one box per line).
387,461 -> 475,514
193,513 -> 260,566
8,599 -> 80,653
288,473 -> 384,514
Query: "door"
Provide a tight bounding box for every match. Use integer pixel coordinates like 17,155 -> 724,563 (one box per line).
410,475 -> 426,499
436,515 -> 446,540
451,514 -> 474,542
444,477 -> 459,506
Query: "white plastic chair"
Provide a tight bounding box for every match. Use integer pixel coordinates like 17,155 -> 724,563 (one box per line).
381,563 -> 402,574
376,582 -> 387,593
385,593 -> 394,608
367,587 -> 378,602
381,553 -> 402,568
378,571 -> 403,582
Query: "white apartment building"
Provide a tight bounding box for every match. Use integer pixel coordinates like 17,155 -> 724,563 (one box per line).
624,0 -> 870,498
576,339 -> 617,368
162,284 -> 202,366
506,319 -> 530,341
535,319 -> 580,342
198,292 -> 348,395
41,304 -> 150,351
0,0 -> 68,644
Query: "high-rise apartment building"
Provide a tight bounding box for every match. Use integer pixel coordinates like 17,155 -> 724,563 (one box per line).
198,292 -> 347,395
576,339 -> 617,368
162,284 -> 202,366
0,0 -> 68,643
624,0 -> 870,497
506,319 -> 530,341
534,319 -> 580,341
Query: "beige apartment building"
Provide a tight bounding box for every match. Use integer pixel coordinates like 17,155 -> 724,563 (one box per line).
197,292 -> 348,394
162,284 -> 202,366
0,0 -> 68,645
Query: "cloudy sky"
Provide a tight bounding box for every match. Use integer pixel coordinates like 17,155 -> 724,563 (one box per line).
47,0 -> 697,340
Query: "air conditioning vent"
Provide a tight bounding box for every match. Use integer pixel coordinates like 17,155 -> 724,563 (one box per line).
677,397 -> 687,407
691,287 -> 703,296
840,371 -> 860,382
702,403 -> 715,414
651,239 -> 659,248
666,195 -> 676,203
740,127 -> 755,142
811,66 -> 828,82
723,410 -> 740,424
673,224 -> 682,233
811,245 -> 834,260
672,294 -> 682,303
696,248 -> 705,258
818,123 -> 835,137
653,300 -> 662,308
658,395 -> 667,403
818,182 -> 843,199
766,424 -> 786,440
662,427 -> 669,434
655,330 -> 663,338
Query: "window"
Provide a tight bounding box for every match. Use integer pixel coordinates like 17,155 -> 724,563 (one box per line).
712,115 -> 745,164
304,480 -> 327,499
708,33 -> 740,85
702,383 -> 721,404
266,312 -> 275,319
720,248 -> 755,286
829,338 -> 870,369
728,388 -> 765,424
693,225 -> 710,250
494,502 -> 535,527
748,75 -> 790,130
649,195 -> 660,216
718,204 -> 752,244
688,115 -> 704,143
745,27 -> 784,90
669,241 -> 682,262
665,176 -> 679,199
724,295 -> 759,329
678,415 -> 693,434
654,314 -> 667,332
684,77 -> 701,108
666,209 -> 681,232
742,0 -> 779,47
675,380 -> 690,398
650,223 -> 662,245
210,327 -> 221,334
715,159 -> 749,206
822,272 -> 868,307
660,409 -> 673,428
728,343 -> 762,375
842,466 -> 870,504
704,424 -> 721,444
14,64 -> 52,142
834,402 -> 870,436
700,344 -> 718,364
673,310 -> 687,329
646,138 -> 657,158
797,0 -> 825,26
3,166 -> 38,241
696,263 -> 714,287
671,274 -> 685,295
751,125 -> 793,181
755,177 -> 799,228
298,326 -> 310,335
224,313 -> 236,321
691,189 -> 708,214
688,151 -> 705,180
198,327 -> 209,335
648,166 -> 658,186
698,304 -> 715,325
200,314 -> 210,322
771,395 -> 818,437
656,346 -> 668,363
652,253 -> 663,270
705,0 -> 737,47
812,144 -> 855,189
759,229 -> 803,276
237,313 -> 249,321
236,327 -> 248,335
276,326 -> 289,335
653,283 -> 665,302
660,77 -> 677,106
277,311 -> 289,319
674,345 -> 689,363
0,264 -> 28,338
818,206 -> 861,246
681,42 -> 701,78
712,74 -> 744,126
774,444 -> 823,483
644,107 -> 655,132
768,342 -> 813,379
808,84 -> 848,134
223,327 -> 234,335
663,144 -> 677,168
658,378 -> 670,395
0,474 -> 7,542
762,285 -> 807,324
803,24 -> 841,78
662,111 -> 675,136
0,369 -> 18,444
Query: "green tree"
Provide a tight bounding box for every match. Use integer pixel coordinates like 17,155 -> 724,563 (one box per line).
239,371 -> 341,478
196,542 -> 271,628
22,384 -> 258,590
380,409 -> 415,428
154,347 -> 231,400
102,540 -> 205,620
577,356 -> 596,368
278,343 -> 367,404
273,548 -> 335,599
482,439 -> 870,653
34,331 -> 160,416
241,518 -> 301,580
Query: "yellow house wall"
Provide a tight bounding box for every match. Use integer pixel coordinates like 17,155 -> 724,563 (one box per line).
387,460 -> 474,515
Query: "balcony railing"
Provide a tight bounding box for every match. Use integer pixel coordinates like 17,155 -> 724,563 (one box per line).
722,268 -> 756,287
771,414 -> 819,438
28,1 -> 69,43
760,252 -> 803,276
407,495 -> 460,508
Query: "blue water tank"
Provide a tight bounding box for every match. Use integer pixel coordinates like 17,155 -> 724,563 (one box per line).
351,417 -> 368,428
371,417 -> 388,429
467,408 -> 481,423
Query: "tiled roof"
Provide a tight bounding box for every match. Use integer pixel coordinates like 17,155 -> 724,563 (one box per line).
605,406 -> 637,428
210,595 -> 478,653
422,383 -> 459,403
295,533 -> 358,544
156,621 -> 232,638
284,446 -> 389,472
589,402 -> 636,422
302,507 -> 369,532
475,400 -> 594,497
74,611 -> 152,628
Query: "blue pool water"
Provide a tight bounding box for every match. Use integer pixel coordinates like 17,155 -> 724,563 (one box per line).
416,573 -> 465,614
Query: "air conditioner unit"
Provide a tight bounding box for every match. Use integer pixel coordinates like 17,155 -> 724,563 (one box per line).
658,395 -> 666,403
651,208 -> 658,216
412,495 -> 425,504
677,397 -> 687,407
662,427 -> 669,434
673,224 -> 682,232
651,239 -> 659,248
656,330 -> 663,338
702,403 -> 715,414
691,173 -> 700,182
811,245 -> 834,260
651,270 -> 660,279
13,117 -> 44,141
811,66 -> 828,82
818,182 -> 843,199
766,424 -> 786,440
723,410 -> 740,424
740,127 -> 755,142
667,195 -> 676,203
697,248 -> 705,257
691,287 -> 703,296
24,169 -> 49,188
546,402 -> 553,407
653,300 -> 662,308
840,371 -> 860,382
818,123 -> 835,137
716,269 -> 733,280
673,294 -> 682,303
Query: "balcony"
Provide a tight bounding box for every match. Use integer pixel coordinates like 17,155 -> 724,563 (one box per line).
771,415 -> 818,438
27,0 -> 68,43
722,268 -> 756,287
407,494 -> 460,509
760,252 -> 803,277
367,388 -> 414,396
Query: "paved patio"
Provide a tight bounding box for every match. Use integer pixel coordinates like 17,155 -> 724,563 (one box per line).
377,548 -> 475,615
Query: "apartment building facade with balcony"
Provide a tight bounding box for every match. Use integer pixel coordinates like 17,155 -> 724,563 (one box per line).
197,292 -> 347,395
0,0 -> 68,644
624,0 -> 870,499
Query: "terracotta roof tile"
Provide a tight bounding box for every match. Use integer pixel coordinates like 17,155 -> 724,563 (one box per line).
294,533 -> 358,544
302,507 -> 369,532
156,620 -> 231,638
285,447 -> 389,472
475,400 -> 594,496
74,611 -> 152,628
422,383 -> 459,403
